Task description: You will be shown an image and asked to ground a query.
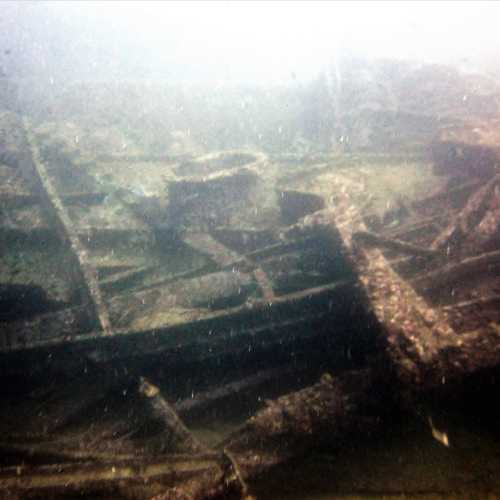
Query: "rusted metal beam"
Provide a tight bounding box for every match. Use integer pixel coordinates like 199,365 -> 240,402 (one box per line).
352,230 -> 439,258
21,119 -> 112,334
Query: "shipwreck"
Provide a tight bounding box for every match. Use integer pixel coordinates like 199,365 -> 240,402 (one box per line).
0,65 -> 499,499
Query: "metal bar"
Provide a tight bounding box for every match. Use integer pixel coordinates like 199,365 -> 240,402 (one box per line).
20,119 -> 112,334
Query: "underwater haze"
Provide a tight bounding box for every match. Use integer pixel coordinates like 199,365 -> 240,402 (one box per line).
2,1 -> 500,82
1,2 -> 500,499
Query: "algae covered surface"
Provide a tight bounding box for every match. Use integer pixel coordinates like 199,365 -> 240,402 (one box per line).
1,23 -> 500,496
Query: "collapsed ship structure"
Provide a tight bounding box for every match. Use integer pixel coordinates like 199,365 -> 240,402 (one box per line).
0,63 -> 499,498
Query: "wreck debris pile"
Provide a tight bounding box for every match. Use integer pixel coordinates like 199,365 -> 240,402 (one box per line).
321,121 -> 500,393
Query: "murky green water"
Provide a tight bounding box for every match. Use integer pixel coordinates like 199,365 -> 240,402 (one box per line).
2,4 -> 500,498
